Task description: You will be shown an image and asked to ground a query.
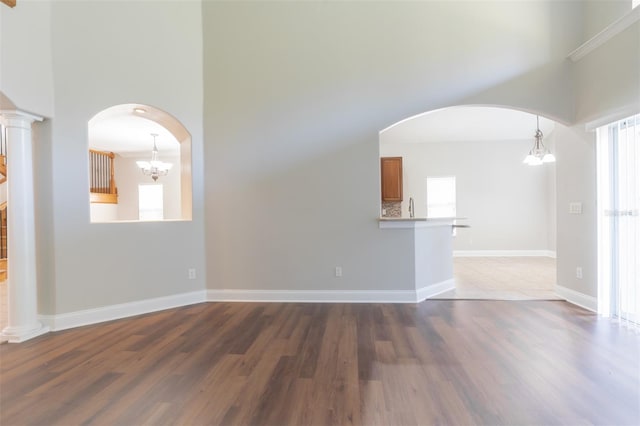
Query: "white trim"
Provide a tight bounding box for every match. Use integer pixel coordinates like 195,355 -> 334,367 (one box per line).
453,250 -> 556,258
584,105 -> 640,132
0,324 -> 50,343
379,218 -> 454,229
38,290 -> 207,331
568,7 -> 640,62
416,279 -> 455,302
207,289 -> 418,303
0,109 -> 44,126
39,279 -> 596,334
554,285 -> 597,312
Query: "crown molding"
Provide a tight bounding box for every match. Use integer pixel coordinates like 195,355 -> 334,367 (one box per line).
568,7 -> 640,62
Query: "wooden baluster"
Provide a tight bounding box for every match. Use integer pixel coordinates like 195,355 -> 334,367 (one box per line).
90,152 -> 94,192
109,153 -> 115,194
89,149 -> 117,203
102,155 -> 105,193
100,154 -> 104,193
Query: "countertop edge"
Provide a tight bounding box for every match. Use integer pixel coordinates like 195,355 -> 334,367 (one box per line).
378,217 -> 462,229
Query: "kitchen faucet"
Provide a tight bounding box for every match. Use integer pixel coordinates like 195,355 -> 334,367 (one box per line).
409,197 -> 415,218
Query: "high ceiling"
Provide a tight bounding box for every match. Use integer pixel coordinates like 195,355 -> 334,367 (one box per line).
380,106 -> 556,144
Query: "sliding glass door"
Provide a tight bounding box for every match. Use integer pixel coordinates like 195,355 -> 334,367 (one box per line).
597,114 -> 640,328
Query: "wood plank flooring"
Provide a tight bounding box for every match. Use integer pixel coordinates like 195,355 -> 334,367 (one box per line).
0,280 -> 6,341
1,300 -> 639,425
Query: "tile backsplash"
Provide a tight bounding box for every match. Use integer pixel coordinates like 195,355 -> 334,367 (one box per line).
382,201 -> 401,217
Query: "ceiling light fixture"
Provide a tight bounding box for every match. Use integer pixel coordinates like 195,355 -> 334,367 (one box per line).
136,133 -> 172,181
523,115 -> 556,166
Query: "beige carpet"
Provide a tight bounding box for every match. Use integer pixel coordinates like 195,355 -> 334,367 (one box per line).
433,256 -> 561,300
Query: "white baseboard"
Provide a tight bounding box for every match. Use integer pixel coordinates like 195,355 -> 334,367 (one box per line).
37,287 -> 442,334
0,323 -> 50,343
554,285 -> 597,312
39,279 -> 590,334
416,279 -> 455,302
39,290 -> 207,331
206,289 -> 418,303
454,250 -> 556,258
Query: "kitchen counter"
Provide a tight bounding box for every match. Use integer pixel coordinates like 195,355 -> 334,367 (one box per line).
378,217 -> 465,228
378,216 -> 457,300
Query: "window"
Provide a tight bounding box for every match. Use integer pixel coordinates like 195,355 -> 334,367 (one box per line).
139,184 -> 164,221
633,0 -> 639,9
597,114 -> 639,329
426,176 -> 456,218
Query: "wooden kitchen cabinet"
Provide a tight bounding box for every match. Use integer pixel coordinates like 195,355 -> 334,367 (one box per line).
380,157 -> 403,201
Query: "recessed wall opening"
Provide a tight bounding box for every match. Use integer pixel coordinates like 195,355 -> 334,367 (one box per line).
379,105 -> 560,301
88,103 -> 192,223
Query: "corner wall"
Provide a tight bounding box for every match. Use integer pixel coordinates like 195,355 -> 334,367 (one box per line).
555,125 -> 598,298
0,1 -> 55,117
46,1 -> 206,314
557,6 -> 639,304
574,20 -> 640,124
202,1 -> 581,295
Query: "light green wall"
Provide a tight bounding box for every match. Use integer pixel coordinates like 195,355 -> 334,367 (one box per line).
44,1 -> 206,314
574,19 -> 640,123
202,1 -> 581,293
564,4 -> 639,298
582,0 -> 633,41
2,0 -> 637,313
555,126 -> 598,297
0,0 -> 55,117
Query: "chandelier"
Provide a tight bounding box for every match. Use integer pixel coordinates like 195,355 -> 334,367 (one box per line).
523,116 -> 556,166
136,133 -> 172,181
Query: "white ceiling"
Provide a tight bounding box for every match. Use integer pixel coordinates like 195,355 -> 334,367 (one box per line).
380,106 -> 556,144
89,106 -> 180,157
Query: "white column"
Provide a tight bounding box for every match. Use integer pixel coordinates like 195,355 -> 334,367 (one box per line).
0,110 -> 49,343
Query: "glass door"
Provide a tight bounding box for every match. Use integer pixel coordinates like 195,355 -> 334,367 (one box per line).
597,114 -> 640,328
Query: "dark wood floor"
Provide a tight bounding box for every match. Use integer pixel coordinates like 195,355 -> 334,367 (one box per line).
1,301 -> 639,425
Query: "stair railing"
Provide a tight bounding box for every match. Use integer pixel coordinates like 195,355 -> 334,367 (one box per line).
0,202 -> 6,260
1,123 -> 6,157
89,149 -> 118,203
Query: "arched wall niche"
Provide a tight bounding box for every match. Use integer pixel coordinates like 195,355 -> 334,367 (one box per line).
88,103 -> 192,223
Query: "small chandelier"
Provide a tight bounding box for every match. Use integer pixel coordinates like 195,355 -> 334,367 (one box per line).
136,133 -> 172,181
523,116 -> 556,166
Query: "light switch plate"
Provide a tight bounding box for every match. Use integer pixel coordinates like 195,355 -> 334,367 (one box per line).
569,202 -> 583,214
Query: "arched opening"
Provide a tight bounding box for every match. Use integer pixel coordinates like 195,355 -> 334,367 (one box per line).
380,105 -> 561,300
88,104 -> 192,223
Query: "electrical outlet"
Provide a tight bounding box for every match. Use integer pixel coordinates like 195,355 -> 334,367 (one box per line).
576,267 -> 583,279
188,268 -> 196,280
569,202 -> 583,215
335,266 -> 343,277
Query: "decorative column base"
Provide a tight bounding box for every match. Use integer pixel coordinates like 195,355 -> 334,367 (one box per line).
1,323 -> 50,343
